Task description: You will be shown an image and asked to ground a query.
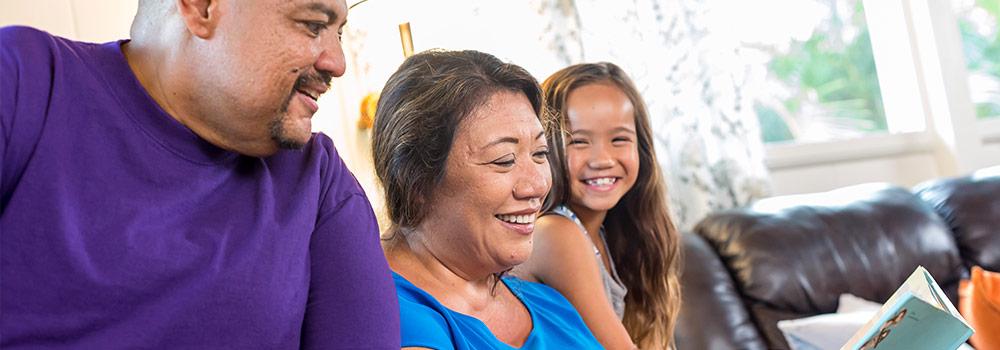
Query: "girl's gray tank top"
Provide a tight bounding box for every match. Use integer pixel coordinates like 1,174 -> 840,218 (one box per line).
549,205 -> 628,319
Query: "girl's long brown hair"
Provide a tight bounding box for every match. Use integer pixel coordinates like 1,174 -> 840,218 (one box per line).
541,63 -> 681,349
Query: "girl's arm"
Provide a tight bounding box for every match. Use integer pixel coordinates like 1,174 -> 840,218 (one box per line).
517,215 -> 637,350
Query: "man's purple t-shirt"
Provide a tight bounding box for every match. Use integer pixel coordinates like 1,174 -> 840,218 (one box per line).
0,26 -> 400,349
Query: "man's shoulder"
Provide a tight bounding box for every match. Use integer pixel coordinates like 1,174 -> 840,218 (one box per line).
270,132 -> 367,205
1,25 -> 51,42
1,26 -> 60,57
268,132 -> 342,170
1,26 -> 99,75
305,132 -> 348,178
309,132 -> 340,159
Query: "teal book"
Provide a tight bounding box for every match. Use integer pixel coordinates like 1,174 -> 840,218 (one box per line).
840,266 -> 974,350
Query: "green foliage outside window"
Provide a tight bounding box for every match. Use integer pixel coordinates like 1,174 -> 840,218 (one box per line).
755,1 -> 886,143
957,0 -> 1000,119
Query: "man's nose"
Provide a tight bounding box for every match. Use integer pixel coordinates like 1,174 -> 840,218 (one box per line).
315,34 -> 346,78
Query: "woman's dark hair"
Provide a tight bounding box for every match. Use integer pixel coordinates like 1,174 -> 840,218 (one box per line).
541,62 -> 681,349
372,49 -> 546,234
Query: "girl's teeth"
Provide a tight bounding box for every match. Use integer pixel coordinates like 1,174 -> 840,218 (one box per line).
497,214 -> 534,224
586,177 -> 616,186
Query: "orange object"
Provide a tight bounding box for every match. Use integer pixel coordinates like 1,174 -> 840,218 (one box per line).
959,266 -> 1000,350
358,92 -> 379,130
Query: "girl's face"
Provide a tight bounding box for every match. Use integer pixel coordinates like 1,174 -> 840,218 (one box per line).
563,82 -> 640,214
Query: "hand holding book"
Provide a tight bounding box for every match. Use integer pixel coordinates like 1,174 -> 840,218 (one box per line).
840,266 -> 975,350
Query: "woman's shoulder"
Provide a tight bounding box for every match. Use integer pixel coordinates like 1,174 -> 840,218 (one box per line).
502,277 -> 604,348
393,273 -> 451,322
504,276 -> 579,313
393,273 -> 456,349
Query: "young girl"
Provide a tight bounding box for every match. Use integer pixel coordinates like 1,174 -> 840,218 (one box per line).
513,63 -> 681,349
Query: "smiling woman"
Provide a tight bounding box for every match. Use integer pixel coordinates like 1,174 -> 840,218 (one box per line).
371,49 -> 603,349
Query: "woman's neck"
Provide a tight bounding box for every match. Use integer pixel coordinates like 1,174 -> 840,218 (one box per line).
386,229 -> 531,346
385,230 -> 499,307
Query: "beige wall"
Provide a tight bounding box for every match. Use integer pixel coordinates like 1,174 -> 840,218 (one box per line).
0,0 -> 137,42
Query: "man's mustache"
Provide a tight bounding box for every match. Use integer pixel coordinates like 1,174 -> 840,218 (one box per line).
294,70 -> 333,93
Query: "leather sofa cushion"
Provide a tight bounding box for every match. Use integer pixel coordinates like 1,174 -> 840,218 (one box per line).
695,184 -> 964,349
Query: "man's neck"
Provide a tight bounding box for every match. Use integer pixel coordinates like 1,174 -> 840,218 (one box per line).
122,40 -> 273,157
123,41 -> 184,124
121,40 -> 218,147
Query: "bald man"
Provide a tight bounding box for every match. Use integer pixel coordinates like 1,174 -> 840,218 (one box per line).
0,1 -> 399,348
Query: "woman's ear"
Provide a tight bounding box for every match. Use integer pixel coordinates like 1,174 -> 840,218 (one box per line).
175,0 -> 222,39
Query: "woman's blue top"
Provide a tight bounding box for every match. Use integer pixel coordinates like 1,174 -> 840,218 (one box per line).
394,272 -> 603,349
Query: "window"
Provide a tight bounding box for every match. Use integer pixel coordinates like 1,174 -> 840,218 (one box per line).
734,0 -> 890,144
954,0 -> 1000,119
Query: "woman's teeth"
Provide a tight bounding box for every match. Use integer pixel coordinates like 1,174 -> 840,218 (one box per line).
496,214 -> 535,224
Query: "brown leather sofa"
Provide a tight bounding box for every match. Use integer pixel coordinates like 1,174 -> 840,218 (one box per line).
674,166 -> 1000,349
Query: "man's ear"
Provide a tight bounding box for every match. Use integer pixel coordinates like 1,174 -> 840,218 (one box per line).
176,0 -> 221,39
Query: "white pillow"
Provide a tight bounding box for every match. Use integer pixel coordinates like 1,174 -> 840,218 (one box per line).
835,293 -> 882,313
777,294 -> 975,350
777,310 -> 875,350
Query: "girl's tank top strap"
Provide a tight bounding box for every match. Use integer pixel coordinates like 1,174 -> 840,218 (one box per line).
548,205 -> 600,256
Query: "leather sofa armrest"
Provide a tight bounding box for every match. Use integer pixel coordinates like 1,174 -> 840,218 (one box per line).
675,231 -> 767,350
916,165 -> 1000,272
